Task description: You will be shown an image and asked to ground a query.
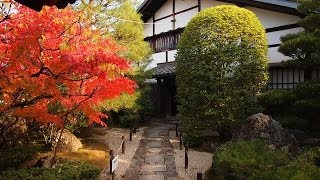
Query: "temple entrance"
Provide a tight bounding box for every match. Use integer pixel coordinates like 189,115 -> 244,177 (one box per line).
155,77 -> 177,117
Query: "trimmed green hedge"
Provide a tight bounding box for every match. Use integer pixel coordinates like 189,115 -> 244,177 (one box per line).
0,161 -> 100,180
213,140 -> 320,179
176,5 -> 268,138
0,145 -> 38,171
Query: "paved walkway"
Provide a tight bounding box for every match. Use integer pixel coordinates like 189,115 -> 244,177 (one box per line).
123,120 -> 178,180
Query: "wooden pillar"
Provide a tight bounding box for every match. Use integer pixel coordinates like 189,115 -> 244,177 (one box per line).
163,78 -> 172,117
156,78 -> 162,117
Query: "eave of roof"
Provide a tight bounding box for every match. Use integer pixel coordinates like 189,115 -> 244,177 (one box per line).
152,61 -> 176,78
138,0 -> 301,22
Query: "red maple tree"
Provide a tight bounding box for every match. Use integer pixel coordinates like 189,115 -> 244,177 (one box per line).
0,4 -> 136,127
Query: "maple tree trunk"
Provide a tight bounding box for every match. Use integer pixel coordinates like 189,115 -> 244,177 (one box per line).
50,125 -> 64,168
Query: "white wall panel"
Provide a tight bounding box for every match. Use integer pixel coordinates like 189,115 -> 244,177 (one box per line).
201,0 -> 232,10
268,47 -> 290,63
155,0 -> 173,19
267,27 -> 304,45
175,8 -> 198,29
144,18 -> 153,38
147,52 -> 166,70
247,7 -> 301,28
176,0 -> 198,12
154,18 -> 173,35
168,50 -> 177,62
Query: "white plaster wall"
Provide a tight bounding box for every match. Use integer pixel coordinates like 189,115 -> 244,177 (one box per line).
155,0 -> 173,19
200,0 -> 232,10
267,27 -> 304,45
168,50 -> 177,62
144,18 -> 153,38
175,8 -> 198,29
146,52 -> 167,70
247,7 -> 301,29
154,18 -> 173,35
268,47 -> 291,63
175,0 -> 198,12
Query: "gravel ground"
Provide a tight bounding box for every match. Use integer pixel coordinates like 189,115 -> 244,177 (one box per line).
99,127 -> 146,180
169,131 -> 213,180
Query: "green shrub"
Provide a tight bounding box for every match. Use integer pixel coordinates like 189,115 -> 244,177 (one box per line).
213,140 -> 320,179
274,148 -> 320,179
258,80 -> 320,130
214,140 -> 289,179
258,89 -> 296,115
183,133 -> 202,147
0,145 -> 38,171
136,89 -> 154,120
176,5 -> 268,137
119,111 -> 138,128
0,161 -> 100,180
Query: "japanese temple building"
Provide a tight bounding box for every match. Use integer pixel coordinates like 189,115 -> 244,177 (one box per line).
139,0 -> 317,117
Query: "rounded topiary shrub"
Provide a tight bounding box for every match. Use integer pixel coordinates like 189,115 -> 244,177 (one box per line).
176,5 -> 268,137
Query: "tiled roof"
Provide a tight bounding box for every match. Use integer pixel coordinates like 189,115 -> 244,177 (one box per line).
153,62 -> 176,77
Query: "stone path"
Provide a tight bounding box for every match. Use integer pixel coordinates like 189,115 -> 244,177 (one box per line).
123,121 -> 177,180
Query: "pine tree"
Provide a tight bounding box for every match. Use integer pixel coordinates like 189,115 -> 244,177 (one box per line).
279,0 -> 320,80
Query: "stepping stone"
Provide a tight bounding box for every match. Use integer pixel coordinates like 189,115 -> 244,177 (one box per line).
145,154 -> 164,164
140,175 -> 164,180
148,131 -> 161,138
167,177 -> 177,180
147,137 -> 162,141
140,164 -> 166,174
147,148 -> 162,154
146,141 -> 162,148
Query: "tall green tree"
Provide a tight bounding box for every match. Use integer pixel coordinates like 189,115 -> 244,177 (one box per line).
176,5 -> 268,144
76,0 -> 152,124
279,0 -> 320,79
76,0 -> 151,68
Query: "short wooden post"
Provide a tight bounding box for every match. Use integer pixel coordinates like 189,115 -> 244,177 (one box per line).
175,123 -> 179,137
185,145 -> 188,170
132,124 -> 136,133
109,150 -> 114,174
129,129 -> 132,141
197,172 -> 202,180
179,132 -> 183,150
122,136 -> 125,154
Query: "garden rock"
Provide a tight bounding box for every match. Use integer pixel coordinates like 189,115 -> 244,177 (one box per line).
53,129 -> 82,152
233,113 -> 298,149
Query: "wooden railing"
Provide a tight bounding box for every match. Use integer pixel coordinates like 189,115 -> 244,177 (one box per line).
145,28 -> 184,53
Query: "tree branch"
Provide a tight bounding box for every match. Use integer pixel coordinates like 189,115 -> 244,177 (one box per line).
10,94 -> 53,109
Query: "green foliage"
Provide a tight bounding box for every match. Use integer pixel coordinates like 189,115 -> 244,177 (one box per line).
110,0 -> 152,66
76,1 -> 153,123
183,133 -> 202,147
279,0 -> 320,69
76,0 -> 151,67
258,89 -> 297,116
0,145 -> 38,171
100,93 -> 139,112
258,80 -> 320,129
0,161 -> 100,180
105,88 -> 153,128
135,88 -> 154,119
213,140 -> 320,179
176,5 -> 268,136
119,111 -> 138,128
